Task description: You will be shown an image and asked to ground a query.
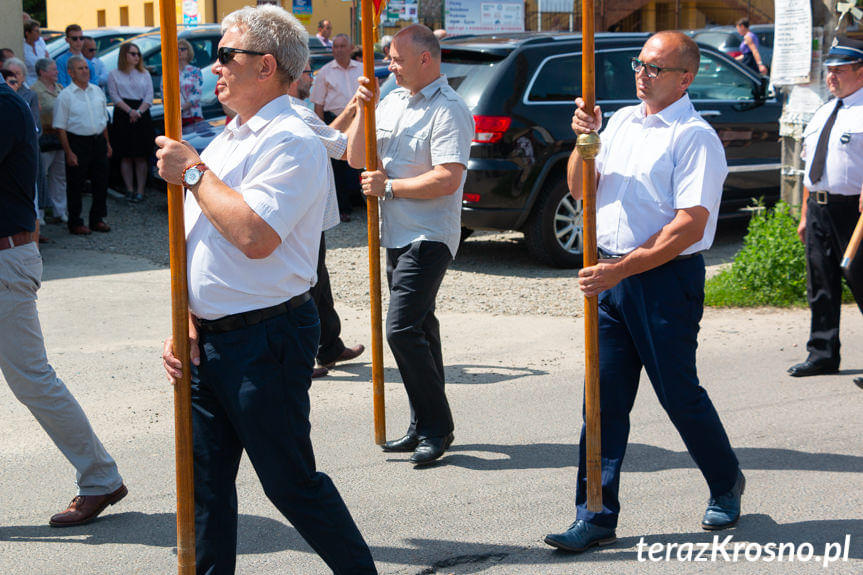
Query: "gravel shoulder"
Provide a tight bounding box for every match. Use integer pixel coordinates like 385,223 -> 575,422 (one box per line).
37,190 -> 747,318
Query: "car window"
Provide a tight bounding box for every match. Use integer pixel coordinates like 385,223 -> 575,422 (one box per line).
526,49 -> 637,102
100,35 -> 162,70
689,52 -> 755,101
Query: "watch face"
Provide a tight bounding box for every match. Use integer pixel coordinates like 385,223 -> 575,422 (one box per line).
184,167 -> 202,187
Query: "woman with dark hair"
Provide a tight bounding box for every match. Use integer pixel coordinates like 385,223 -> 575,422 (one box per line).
735,19 -> 768,75
108,42 -> 154,203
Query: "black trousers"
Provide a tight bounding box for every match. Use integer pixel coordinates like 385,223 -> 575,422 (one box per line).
804,195 -> 863,366
191,299 -> 376,574
310,232 -> 346,365
324,110 -> 361,214
65,132 -> 108,230
386,241 -> 454,439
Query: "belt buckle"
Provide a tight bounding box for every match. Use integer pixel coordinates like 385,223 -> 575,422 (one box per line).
815,190 -> 829,205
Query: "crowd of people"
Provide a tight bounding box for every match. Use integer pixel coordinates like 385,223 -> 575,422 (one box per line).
3,15 -> 206,233
2,5 -> 862,574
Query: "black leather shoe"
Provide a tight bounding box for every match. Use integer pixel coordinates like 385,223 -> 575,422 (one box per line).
381,433 -> 419,453
410,433 -> 454,465
854,377 -> 863,390
787,360 -> 839,377
544,520 -> 617,552
702,471 -> 745,530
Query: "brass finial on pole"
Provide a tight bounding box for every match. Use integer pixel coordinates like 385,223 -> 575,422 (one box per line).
579,0 -> 603,514
360,0 -> 387,445
157,4 -> 195,572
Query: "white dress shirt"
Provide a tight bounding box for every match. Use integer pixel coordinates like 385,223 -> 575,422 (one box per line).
310,59 -> 362,115
288,95 -> 342,231
185,95 -> 328,320
375,76 -> 474,258
802,85 -> 863,196
52,82 -> 109,136
595,94 -> 727,255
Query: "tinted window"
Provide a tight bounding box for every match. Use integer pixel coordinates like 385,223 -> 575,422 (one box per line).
527,49 -> 637,102
689,52 -> 755,101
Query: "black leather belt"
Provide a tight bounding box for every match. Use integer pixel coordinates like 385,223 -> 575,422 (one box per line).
598,248 -> 700,261
811,191 -> 860,205
196,292 -> 312,334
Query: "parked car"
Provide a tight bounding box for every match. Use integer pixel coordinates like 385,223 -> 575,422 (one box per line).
46,27 -> 152,59
378,32 -> 781,267
691,24 -> 774,69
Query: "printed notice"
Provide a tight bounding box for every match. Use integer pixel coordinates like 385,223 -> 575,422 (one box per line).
771,0 -> 813,85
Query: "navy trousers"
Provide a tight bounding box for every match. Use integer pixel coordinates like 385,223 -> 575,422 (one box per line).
574,256 -> 739,529
803,196 -> 863,366
191,299 -> 376,574
386,241 -> 454,439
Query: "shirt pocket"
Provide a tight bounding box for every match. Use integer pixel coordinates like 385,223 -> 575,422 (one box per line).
836,115 -> 863,159
400,124 -> 431,160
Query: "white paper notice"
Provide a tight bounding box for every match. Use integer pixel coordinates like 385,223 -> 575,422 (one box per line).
771,0 -> 813,85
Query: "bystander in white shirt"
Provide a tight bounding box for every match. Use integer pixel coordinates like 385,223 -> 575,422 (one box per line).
52,81 -> 109,136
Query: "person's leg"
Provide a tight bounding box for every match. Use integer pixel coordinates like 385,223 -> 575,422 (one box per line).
385,241 -> 454,439
311,233 -> 346,365
629,257 -> 740,497
120,157 -> 135,196
134,157 -> 148,196
0,244 -> 123,495
804,200 -> 843,366
88,135 -> 110,228
833,201 -> 863,314
42,150 -> 67,220
204,302 -> 376,574
574,285 -> 642,529
64,135 -> 87,230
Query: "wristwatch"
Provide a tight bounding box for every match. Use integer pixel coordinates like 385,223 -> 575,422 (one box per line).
383,179 -> 394,201
182,162 -> 208,188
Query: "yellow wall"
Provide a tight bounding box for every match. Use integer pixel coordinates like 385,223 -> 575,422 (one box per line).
46,0 -> 354,41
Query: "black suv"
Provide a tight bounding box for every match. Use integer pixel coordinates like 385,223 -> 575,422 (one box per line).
380,32 -> 781,267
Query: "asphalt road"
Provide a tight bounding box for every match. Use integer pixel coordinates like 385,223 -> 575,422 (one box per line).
0,237 -> 861,574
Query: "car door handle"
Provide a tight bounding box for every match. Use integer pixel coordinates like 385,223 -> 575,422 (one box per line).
698,110 -> 722,117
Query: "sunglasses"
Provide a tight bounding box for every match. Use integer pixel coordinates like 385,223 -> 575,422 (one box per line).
128,51 -> 140,56
630,57 -> 686,79
7,78 -> 19,85
69,36 -> 84,41
217,46 -> 268,65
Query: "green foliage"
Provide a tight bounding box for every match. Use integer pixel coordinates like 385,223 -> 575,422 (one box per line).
23,0 -> 47,28
706,201 -> 808,307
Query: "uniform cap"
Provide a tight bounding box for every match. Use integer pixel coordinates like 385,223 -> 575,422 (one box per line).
824,37 -> 863,66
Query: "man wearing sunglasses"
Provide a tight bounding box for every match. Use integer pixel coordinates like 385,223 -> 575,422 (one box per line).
56,25 -> 97,88
157,6 -> 376,574
545,31 -> 743,553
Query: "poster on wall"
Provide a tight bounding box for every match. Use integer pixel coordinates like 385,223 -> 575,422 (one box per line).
182,0 -> 199,26
385,0 -> 420,24
445,0 -> 525,33
292,0 -> 313,27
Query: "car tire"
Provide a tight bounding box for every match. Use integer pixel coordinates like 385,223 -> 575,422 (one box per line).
525,175 -> 584,268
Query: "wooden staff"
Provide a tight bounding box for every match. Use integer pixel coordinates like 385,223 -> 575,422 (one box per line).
157,6 -> 195,572
579,0 -> 603,513
841,214 -> 863,270
360,0 -> 387,445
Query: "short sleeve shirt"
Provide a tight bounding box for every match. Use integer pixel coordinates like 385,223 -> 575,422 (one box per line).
375,75 -> 474,257
802,85 -> 863,195
309,59 -> 362,115
595,94 -> 727,255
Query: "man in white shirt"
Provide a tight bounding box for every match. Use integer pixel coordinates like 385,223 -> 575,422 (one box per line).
157,7 -> 376,574
348,25 -> 473,466
288,62 -> 365,378
544,31 -> 743,553
312,33 -> 364,220
53,56 -> 112,235
316,19 -> 333,49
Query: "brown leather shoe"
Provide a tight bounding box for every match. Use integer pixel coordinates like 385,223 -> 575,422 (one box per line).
312,366 -> 329,379
70,225 -> 91,235
91,221 -> 111,233
320,344 -> 365,368
49,484 -> 128,527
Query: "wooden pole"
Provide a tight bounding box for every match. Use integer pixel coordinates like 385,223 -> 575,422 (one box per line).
579,0 -> 603,514
157,4 -> 195,572
841,213 -> 863,270
360,0 -> 387,445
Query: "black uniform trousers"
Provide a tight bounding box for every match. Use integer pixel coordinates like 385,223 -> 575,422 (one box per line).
385,240 -> 454,439
804,194 -> 863,366
324,111 -> 362,214
65,132 -> 108,231
574,256 -> 740,529
191,299 -> 376,574
310,232 -> 347,365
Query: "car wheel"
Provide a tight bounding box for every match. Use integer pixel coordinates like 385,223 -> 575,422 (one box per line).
525,175 -> 584,268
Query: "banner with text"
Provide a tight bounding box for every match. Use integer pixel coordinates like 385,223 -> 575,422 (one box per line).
445,0 -> 525,33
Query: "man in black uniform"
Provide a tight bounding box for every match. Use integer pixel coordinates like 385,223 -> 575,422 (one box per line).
788,38 -> 863,390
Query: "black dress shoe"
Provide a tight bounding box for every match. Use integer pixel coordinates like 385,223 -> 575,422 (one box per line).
410,433 -> 454,466
854,377 -> 863,390
787,360 -> 839,377
381,433 -> 419,453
